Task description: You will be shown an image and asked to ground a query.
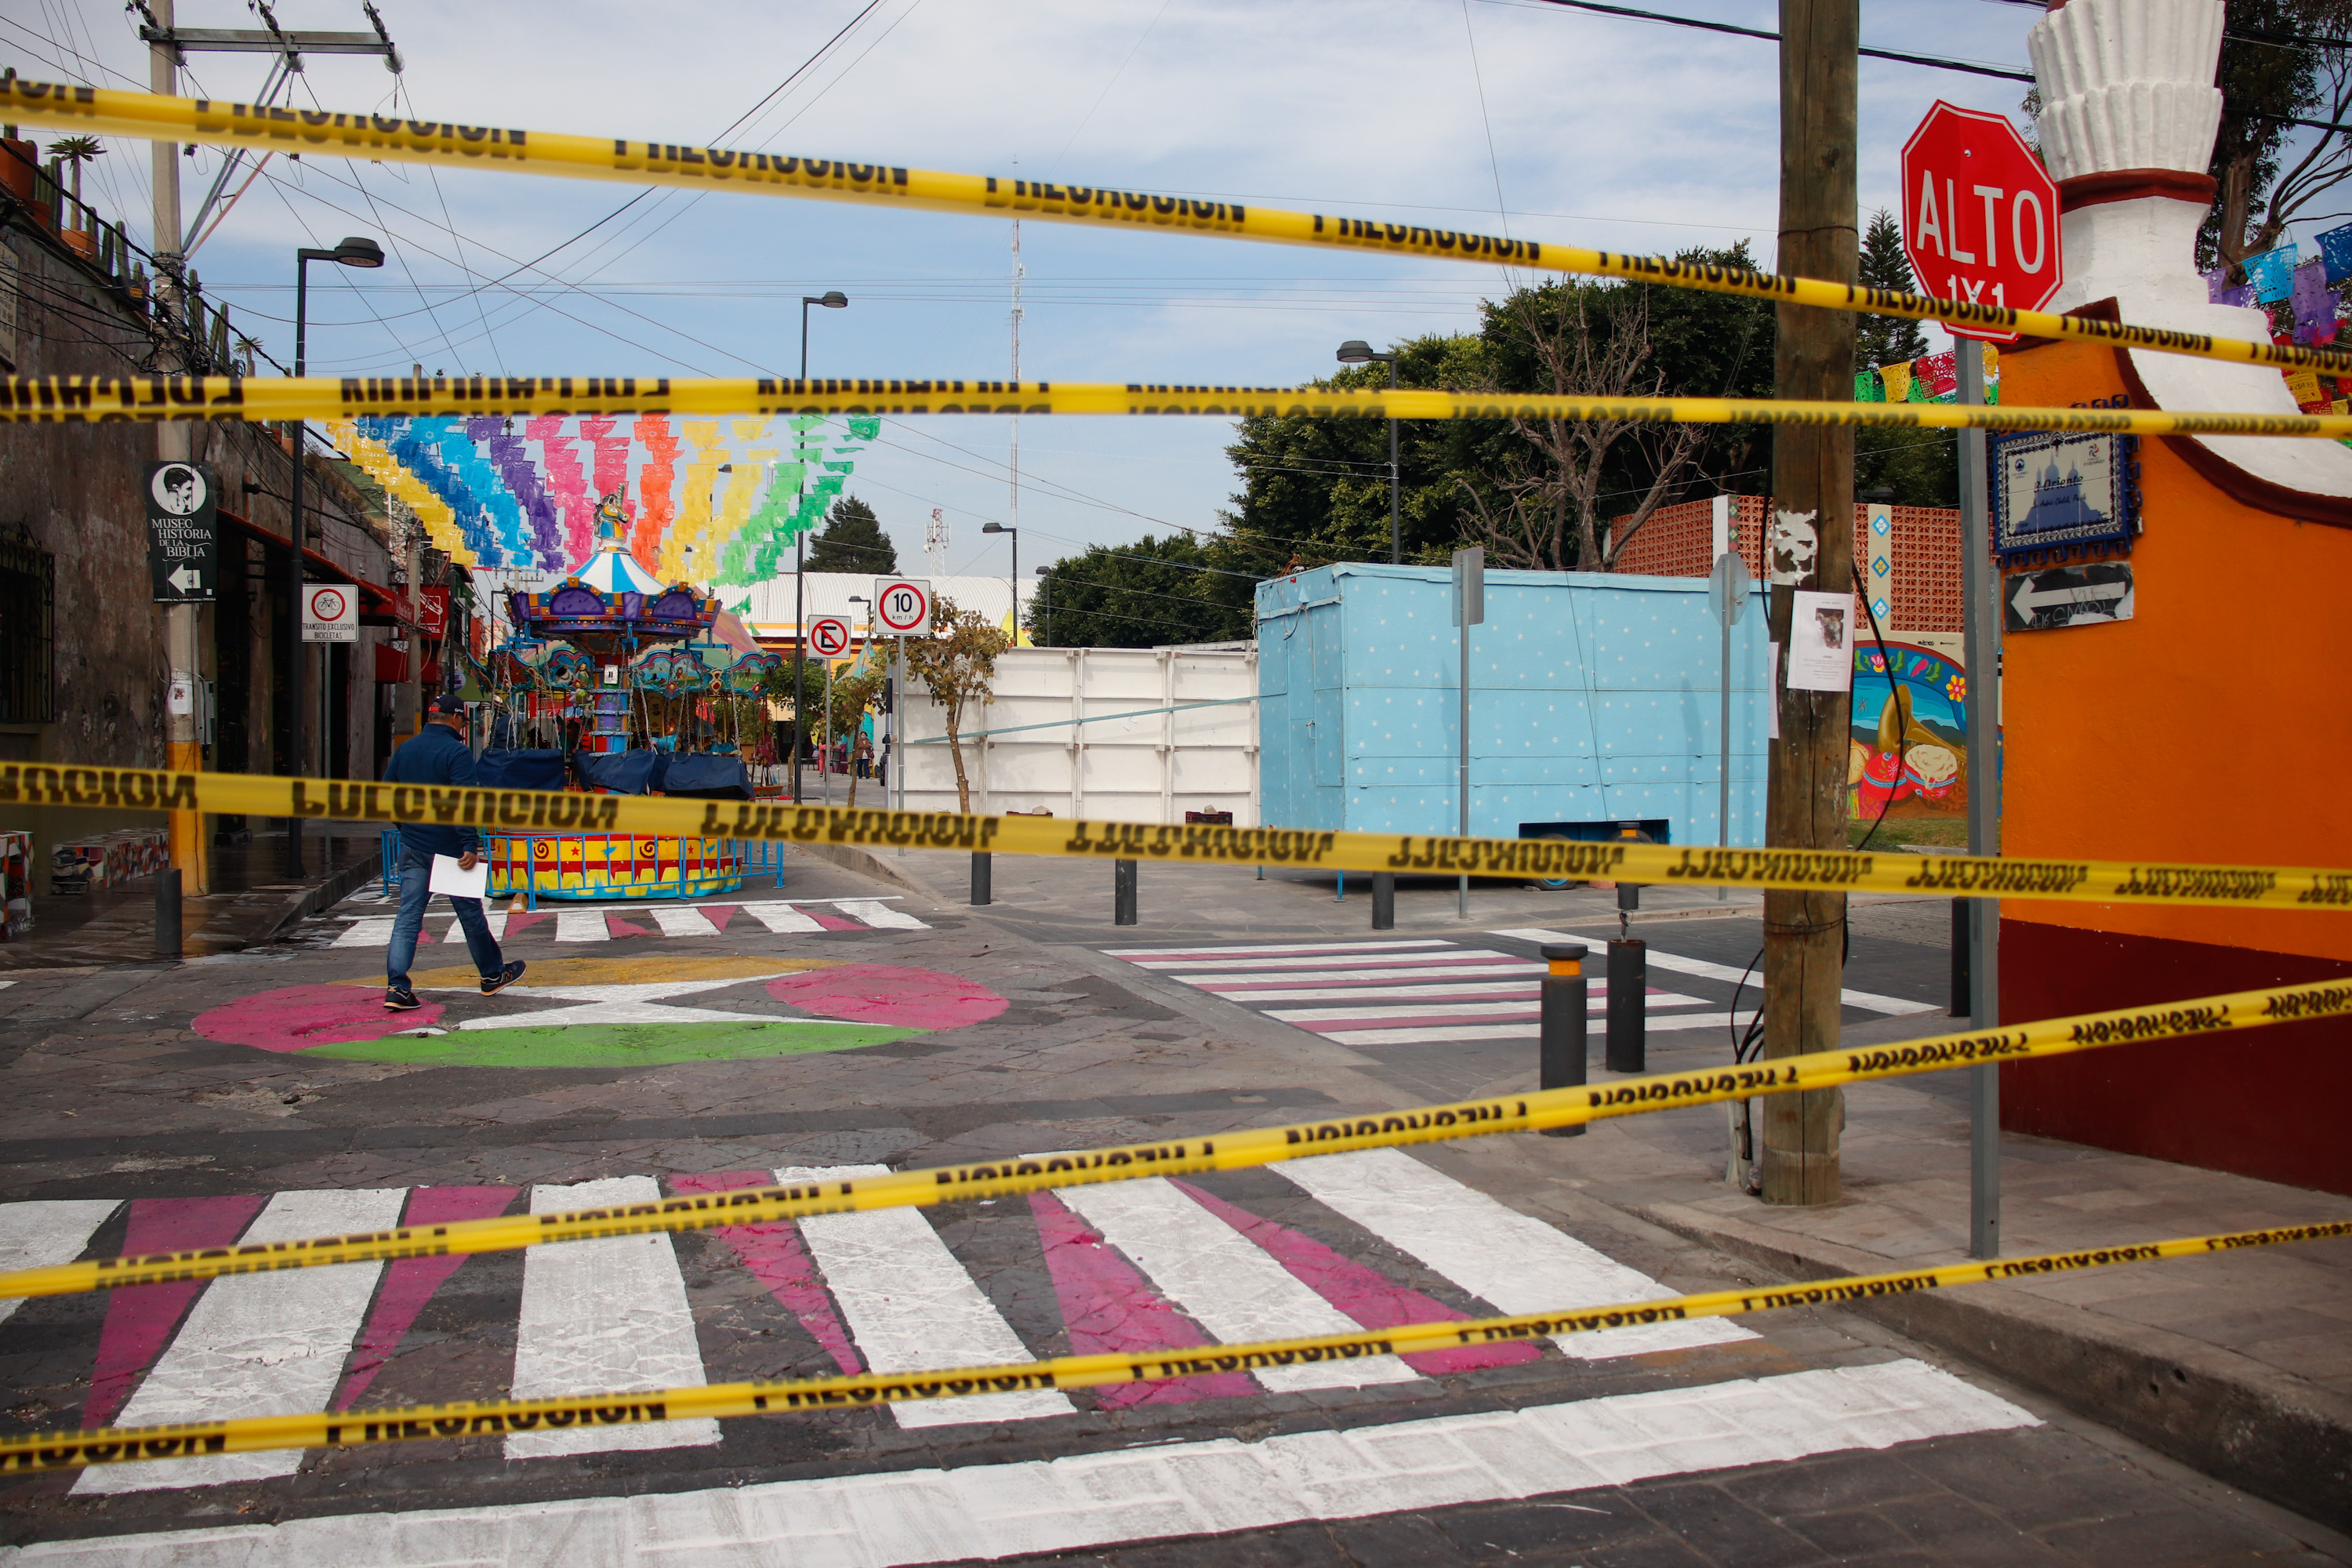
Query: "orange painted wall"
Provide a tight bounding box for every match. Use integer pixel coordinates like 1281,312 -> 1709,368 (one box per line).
1997,339 -> 2352,966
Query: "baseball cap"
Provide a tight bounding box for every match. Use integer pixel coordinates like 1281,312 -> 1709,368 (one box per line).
427,694 -> 470,717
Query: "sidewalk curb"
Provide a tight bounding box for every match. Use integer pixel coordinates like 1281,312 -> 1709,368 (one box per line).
260,848 -> 383,942
1633,1199 -> 2352,1535
794,840 -> 936,900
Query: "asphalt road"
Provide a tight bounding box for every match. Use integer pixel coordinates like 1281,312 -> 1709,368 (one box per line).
0,848 -> 2334,1565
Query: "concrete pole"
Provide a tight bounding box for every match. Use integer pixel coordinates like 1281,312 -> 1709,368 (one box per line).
1958,342 -> 2003,1258
151,0 -> 206,894
1761,0 -> 1858,1207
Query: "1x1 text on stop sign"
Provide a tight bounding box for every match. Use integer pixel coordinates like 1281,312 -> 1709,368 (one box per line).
1900,100 -> 2062,344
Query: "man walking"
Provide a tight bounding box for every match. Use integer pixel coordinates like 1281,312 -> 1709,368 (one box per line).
382,694 -> 525,1010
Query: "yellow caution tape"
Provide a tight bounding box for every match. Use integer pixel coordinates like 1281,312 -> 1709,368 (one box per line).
5,764 -> 2350,914
3,971 -> 2347,1304
3,1218 -> 2343,1471
4,74 -> 2350,380
15,373 -> 2352,441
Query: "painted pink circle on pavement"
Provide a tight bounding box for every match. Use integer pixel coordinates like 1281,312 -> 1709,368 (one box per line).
193,984 -> 446,1053
765,964 -> 1007,1030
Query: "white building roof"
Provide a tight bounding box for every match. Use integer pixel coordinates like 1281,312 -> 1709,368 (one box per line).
738,572 -> 1035,638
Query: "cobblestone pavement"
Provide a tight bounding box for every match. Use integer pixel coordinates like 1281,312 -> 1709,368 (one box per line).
0,846 -> 2337,1565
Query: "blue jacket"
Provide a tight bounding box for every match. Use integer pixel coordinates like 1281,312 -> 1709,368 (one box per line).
382,723 -> 481,858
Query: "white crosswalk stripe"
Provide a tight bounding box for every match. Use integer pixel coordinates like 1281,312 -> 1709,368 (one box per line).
2,1146 -> 1795,1492
74,1188 -> 406,1494
1051,1177 -> 1423,1392
779,1164 -> 1076,1428
328,898 -> 932,945
507,1177 -> 721,1457
1490,929 -> 1940,1016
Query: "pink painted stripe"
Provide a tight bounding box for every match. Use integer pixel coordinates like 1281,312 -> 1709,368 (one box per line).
806,909 -> 864,931
1172,1181 -> 1541,1377
83,1194 -> 270,1428
333,1185 -> 519,1411
505,911 -> 552,938
670,1171 -> 863,1376
1030,1192 -> 1257,1409
605,914 -> 655,938
703,904 -> 737,935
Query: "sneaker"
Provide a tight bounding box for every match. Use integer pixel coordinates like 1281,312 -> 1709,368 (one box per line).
480,960 -> 527,996
383,986 -> 422,1011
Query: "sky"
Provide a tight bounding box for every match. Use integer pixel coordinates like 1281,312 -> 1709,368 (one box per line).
1,0 -> 2169,584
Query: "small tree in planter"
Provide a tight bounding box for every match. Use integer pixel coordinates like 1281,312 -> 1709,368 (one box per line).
903,593 -> 1010,814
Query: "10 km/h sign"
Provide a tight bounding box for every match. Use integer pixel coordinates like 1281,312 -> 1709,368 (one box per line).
1900,100 -> 2063,345
873,578 -> 931,634
806,615 -> 853,659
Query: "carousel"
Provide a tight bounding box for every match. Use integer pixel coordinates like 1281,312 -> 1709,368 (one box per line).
476,495 -> 782,904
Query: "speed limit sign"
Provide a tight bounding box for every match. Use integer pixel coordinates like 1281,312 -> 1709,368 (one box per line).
807,615 -> 853,659
873,577 -> 931,634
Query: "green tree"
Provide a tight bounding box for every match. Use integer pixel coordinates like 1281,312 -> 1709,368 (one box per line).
801,495 -> 899,574
1218,244 -> 1775,573
1030,534 -> 1256,648
902,594 -> 1011,812
1856,209 -> 1929,372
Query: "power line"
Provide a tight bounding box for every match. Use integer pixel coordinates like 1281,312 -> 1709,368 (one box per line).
1496,0 -> 2034,82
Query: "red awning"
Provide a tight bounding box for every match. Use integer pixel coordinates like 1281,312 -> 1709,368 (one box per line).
215,507 -> 419,631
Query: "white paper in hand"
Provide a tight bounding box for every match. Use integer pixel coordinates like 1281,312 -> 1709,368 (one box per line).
428,853 -> 489,901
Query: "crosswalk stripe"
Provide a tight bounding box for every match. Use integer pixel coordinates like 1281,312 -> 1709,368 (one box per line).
1111,938 -> 1457,958
779,1164 -> 1076,1429
1277,1149 -> 1757,1359
1219,978 -> 1544,1002
0,1201 -> 118,1328
649,906 -> 721,938
738,902 -> 826,933
1050,1178 -> 1422,1394
506,1177 -> 720,1458
330,916 -> 401,949
1189,961 -> 1538,988
833,899 -> 927,930
1488,929 -> 1939,1015
13,1362 -> 2037,1564
1133,949 -> 1519,974
1322,1010 -> 1759,1047
553,910 -> 611,944
1261,993 -> 1707,1024
74,1188 -> 406,1494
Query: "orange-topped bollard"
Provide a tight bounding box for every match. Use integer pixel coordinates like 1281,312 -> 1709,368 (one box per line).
1540,942 -> 1588,1138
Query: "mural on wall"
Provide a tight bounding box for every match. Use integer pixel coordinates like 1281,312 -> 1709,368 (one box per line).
1849,637 -> 1970,819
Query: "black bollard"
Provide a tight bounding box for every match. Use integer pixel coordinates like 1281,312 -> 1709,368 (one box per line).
1113,858 -> 1138,926
970,851 -> 993,906
1370,872 -> 1396,931
1539,942 -> 1588,1137
1951,897 -> 1970,1016
1606,937 -> 1646,1073
154,867 -> 182,959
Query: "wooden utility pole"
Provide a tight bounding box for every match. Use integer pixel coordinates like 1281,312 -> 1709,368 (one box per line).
1762,0 -> 1858,1206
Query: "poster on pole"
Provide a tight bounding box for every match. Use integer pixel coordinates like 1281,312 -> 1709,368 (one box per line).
1786,591 -> 1855,692
146,460 -> 218,602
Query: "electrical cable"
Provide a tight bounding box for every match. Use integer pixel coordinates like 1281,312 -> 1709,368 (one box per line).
1488,0 -> 2034,81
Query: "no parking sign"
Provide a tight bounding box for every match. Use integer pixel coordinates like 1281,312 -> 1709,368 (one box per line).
807,615 -> 853,659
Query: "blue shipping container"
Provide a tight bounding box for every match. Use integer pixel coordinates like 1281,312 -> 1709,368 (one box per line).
1256,563 -> 1768,846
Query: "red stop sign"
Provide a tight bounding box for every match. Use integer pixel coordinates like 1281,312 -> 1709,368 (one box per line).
1900,100 -> 2062,345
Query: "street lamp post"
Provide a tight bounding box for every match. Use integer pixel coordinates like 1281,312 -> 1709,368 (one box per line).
1338,340 -> 1401,565
1035,564 -> 1051,648
283,234 -> 383,877
982,520 -> 1017,641
792,292 -> 846,802
800,291 -> 848,379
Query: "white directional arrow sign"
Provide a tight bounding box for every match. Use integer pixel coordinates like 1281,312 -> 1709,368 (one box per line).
2005,564 -> 2133,631
167,564 -> 205,594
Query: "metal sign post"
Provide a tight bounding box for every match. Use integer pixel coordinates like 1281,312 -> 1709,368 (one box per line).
872,579 -> 931,844
1452,546 -> 1484,920
1708,550 -> 1750,901
1958,343 -> 2002,1260
805,615 -> 852,806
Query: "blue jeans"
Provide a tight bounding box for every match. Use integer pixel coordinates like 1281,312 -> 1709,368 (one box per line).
387,844 -> 504,989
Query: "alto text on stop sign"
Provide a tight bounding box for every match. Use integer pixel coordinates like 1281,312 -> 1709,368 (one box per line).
1900,100 -> 2063,343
